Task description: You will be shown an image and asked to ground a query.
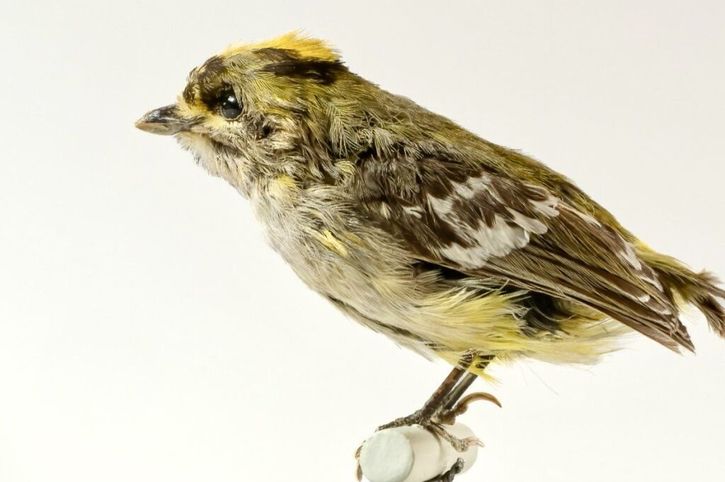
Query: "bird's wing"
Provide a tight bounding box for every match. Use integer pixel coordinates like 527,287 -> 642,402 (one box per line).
354,156 -> 693,351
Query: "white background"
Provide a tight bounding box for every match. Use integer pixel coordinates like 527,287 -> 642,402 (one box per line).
1,1 -> 724,481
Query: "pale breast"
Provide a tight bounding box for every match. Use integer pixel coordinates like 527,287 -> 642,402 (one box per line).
250,182 -> 421,327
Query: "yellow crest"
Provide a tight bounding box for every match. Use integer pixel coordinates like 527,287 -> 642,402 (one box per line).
220,31 -> 340,62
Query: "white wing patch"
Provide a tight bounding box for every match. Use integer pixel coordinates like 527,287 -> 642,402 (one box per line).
453,175 -> 493,200
427,174 -> 560,269
436,215 -> 535,267
619,240 -> 668,312
619,242 -> 643,271
617,236 -> 665,292
422,173 -> 668,311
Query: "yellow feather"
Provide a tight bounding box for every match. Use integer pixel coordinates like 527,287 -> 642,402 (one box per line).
221,31 -> 340,62
314,229 -> 349,257
411,289 -> 630,369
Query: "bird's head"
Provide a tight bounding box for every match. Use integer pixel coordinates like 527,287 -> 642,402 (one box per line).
136,32 -> 374,194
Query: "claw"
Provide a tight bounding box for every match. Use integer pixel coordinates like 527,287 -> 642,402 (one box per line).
358,356 -> 497,480
436,391 -> 501,425
426,423 -> 482,452
376,409 -> 425,431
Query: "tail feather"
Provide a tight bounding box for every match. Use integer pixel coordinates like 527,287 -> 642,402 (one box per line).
693,294 -> 725,337
638,248 -> 725,338
677,271 -> 725,337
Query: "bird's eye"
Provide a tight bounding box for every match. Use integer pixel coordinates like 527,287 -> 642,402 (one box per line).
219,91 -> 242,119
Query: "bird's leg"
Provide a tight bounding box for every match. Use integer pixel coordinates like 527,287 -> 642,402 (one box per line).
377,351 -> 476,431
356,354 -> 498,481
375,352 -> 495,454
436,355 -> 500,426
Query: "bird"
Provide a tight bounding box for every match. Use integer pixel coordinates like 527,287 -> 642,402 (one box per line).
136,32 -> 725,480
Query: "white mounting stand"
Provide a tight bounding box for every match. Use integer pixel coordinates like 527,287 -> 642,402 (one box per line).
358,423 -> 478,482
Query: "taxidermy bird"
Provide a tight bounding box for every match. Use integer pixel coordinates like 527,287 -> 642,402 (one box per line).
136,32 -> 725,481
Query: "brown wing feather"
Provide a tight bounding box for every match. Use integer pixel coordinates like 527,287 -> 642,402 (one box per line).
354,156 -> 693,351
480,206 -> 693,350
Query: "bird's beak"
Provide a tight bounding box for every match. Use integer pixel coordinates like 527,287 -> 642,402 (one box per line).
135,104 -> 195,135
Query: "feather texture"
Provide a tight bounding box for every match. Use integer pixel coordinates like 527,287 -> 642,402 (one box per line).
139,32 -> 724,368
353,157 -> 694,352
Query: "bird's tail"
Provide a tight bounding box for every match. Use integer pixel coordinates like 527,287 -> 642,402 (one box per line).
637,246 -> 725,338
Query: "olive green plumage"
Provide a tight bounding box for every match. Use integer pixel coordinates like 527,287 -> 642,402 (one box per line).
136,32 -> 725,371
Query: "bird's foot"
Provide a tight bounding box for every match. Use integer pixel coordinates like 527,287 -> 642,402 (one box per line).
353,412 -> 481,480
425,458 -> 465,482
376,408 -> 428,431
436,391 -> 501,426
372,391 -> 500,453
376,411 -> 482,453
426,422 -> 482,452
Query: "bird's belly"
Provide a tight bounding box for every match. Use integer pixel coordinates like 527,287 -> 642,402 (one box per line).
275,232 -> 412,324
263,220 -> 505,353
254,198 -> 427,330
